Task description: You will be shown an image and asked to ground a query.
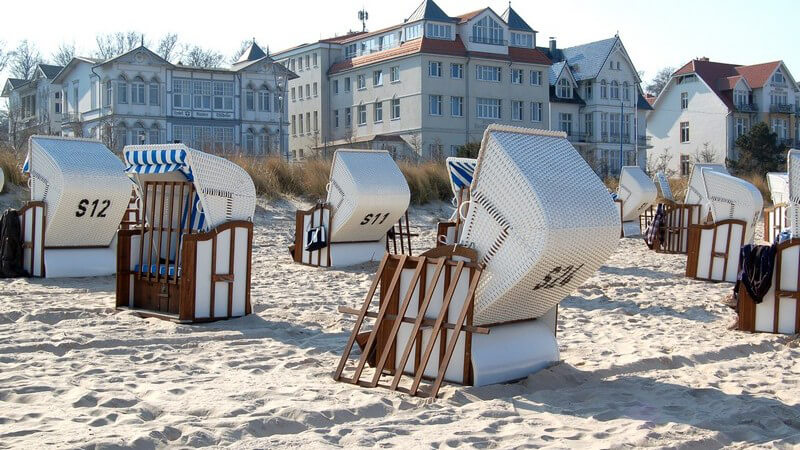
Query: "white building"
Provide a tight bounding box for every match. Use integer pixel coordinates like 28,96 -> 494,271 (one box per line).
647,58 -> 800,176
51,42 -> 296,155
273,0 -> 553,160
540,36 -> 652,176
2,63 -> 65,146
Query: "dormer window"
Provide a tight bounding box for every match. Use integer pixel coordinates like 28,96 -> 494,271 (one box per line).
471,16 -> 504,45
345,44 -> 357,59
773,70 -> 785,84
557,78 -> 572,99
510,32 -> 532,48
405,23 -> 423,41
426,23 -> 451,40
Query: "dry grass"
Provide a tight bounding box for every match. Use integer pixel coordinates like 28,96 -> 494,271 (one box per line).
740,173 -> 770,205
0,147 -> 26,193
232,156 -> 451,205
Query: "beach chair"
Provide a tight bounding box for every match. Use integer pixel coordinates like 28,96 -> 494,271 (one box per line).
291,149 -> 412,268
686,168 -> 763,282
116,144 -> 256,323
617,166 -> 657,237
764,172 -> 789,244
436,157 -> 477,246
738,150 -> 800,334
335,125 -> 620,397
0,166 -> 4,193
19,136 -> 133,278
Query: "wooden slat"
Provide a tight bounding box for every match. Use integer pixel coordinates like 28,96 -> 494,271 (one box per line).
227,227 -> 236,318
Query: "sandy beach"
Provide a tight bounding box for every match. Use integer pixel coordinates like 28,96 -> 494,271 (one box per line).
1,189 -> 799,449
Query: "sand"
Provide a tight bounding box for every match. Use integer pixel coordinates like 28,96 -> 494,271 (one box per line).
1,189 -> 799,449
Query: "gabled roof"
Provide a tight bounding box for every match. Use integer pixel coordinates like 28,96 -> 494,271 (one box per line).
502,6 -> 535,33
52,56 -> 104,84
637,93 -> 653,111
406,0 -> 456,23
38,64 -> 64,79
1,78 -> 28,97
734,61 -> 782,89
96,45 -> 172,68
455,8 -> 486,23
554,36 -> 619,82
548,61 -> 568,85
236,41 -> 267,64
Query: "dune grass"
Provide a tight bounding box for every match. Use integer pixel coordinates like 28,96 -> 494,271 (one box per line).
0,147 -> 25,193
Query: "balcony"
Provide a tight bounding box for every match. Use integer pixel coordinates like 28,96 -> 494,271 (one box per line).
566,132 -> 589,143
770,104 -> 793,114
734,103 -> 758,113
62,112 -> 81,123
468,35 -> 507,46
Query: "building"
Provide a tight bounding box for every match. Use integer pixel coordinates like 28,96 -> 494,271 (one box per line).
49,42 -> 296,155
2,63 -> 65,147
540,36 -> 652,176
273,0 -> 553,160
647,58 -> 800,176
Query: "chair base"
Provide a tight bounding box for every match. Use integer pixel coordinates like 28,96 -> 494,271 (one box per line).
622,221 -> 642,237
686,219 -> 747,283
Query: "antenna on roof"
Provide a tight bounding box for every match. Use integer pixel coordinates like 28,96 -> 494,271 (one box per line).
141,34 -> 145,47
358,8 -> 369,32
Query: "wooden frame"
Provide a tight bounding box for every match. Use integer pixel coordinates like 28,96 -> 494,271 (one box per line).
738,238 -> 800,334
19,201 -> 46,277
116,181 -> 253,323
763,203 -> 788,245
651,203 -> 701,254
639,205 -> 656,234
685,219 -> 747,282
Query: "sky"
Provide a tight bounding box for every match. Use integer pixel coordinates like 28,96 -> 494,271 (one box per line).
1,0 -> 798,86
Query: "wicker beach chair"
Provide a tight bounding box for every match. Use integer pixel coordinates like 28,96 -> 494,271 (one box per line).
686,168 -> 763,282
116,144 -> 255,323
19,136 -> 132,278
292,149 -> 412,267
336,125 -> 619,397
617,166 -> 657,237
654,171 -> 674,203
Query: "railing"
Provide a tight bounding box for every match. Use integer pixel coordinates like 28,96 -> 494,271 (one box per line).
566,132 -> 589,143
469,35 -> 508,46
770,104 -> 793,114
735,103 -> 758,113
62,112 -> 81,123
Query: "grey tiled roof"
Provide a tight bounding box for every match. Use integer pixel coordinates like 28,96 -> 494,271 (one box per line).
38,64 -> 64,79
406,0 -> 456,23
553,36 -> 618,82
501,6 -> 535,33
237,42 -> 267,63
548,61 -> 567,85
7,78 -> 28,89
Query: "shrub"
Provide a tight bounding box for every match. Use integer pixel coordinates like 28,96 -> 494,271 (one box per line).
0,146 -> 25,193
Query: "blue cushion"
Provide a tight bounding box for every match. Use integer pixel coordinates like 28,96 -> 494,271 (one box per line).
134,264 -> 180,277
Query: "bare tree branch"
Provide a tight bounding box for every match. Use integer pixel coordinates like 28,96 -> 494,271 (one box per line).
644,67 -> 675,98
51,42 -> 76,66
10,40 -> 42,79
180,45 -> 224,68
0,40 -> 10,73
230,39 -> 252,65
156,33 -> 180,62
94,31 -> 145,60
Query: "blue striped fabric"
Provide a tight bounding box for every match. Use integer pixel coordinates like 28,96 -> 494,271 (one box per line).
447,159 -> 476,191
22,155 -> 29,173
134,263 -> 180,277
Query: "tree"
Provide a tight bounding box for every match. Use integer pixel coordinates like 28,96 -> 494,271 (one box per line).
180,46 -> 224,68
456,141 -> 480,158
693,142 -> 717,163
157,33 -> 180,62
94,31 -> 143,60
0,40 -> 10,73
644,66 -> 674,97
647,147 -> 676,177
230,39 -> 253,64
10,40 -> 42,79
51,42 -> 75,66
728,122 -> 785,174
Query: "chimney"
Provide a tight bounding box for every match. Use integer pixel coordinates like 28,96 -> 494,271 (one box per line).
698,56 -> 709,62
549,37 -> 557,54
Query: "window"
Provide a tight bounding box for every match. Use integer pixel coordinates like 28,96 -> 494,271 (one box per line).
557,78 -> 572,98
105,81 -> 112,107
476,98 -> 501,119
193,80 -> 212,109
291,87 -> 296,101
530,70 -> 542,86
149,126 -> 160,145
314,111 -> 318,132
72,83 -> 79,111
510,32 -> 533,48
333,80 -> 339,94
622,82 -> 630,101
246,91 -> 255,111
680,121 -> 690,143
345,108 -> 352,127
559,113 -> 573,136
585,82 -> 593,100
735,117 -> 748,138
512,100 -> 524,121
173,125 -> 192,145
610,113 -> 621,138
298,114 -> 303,134
312,53 -> 318,67
585,112 -> 594,137
358,104 -> 367,125
149,80 -> 160,106
305,55 -> 310,70
344,77 -> 351,92
374,102 -> 383,122
54,92 -> 62,113
213,81 -> 233,110
429,95 -> 442,116
600,80 -> 607,99
511,69 -> 523,84
610,81 -> 619,99
390,66 -> 399,83
258,91 -> 271,112
472,16 -> 504,45
291,116 -> 297,135
530,102 -> 542,122
601,112 -> 608,138
90,80 -> 97,109
306,112 -> 311,133
117,79 -> 128,104
305,84 -> 310,98
773,70 -> 785,84
313,82 -> 318,97
734,90 -> 748,106
357,74 -> 366,90
772,118 -> 788,138
334,109 -> 339,128
476,65 -> 501,82
680,92 -> 689,109
451,96 -> 463,117
245,131 -> 255,154
428,61 -> 442,77
680,154 -> 690,176
373,70 -> 383,86
131,78 -> 145,104
426,23 -> 452,39
391,98 -> 400,120
450,63 -> 463,79
404,23 -> 422,40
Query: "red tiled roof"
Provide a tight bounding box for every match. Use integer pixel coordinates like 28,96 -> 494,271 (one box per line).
329,35 -> 550,74
320,32 -> 368,44
645,94 -> 657,106
734,61 -> 781,89
717,75 -> 742,91
456,8 -> 485,23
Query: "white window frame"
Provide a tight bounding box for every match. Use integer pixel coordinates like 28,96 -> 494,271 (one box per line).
429,95 -> 442,116
428,61 -> 442,78
451,96 -> 463,117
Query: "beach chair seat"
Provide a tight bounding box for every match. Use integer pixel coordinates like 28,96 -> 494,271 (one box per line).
336,126 -> 619,397
19,136 -> 133,278
617,166 -> 657,237
116,144 -> 255,323
292,150 -> 412,267
686,168 -> 763,282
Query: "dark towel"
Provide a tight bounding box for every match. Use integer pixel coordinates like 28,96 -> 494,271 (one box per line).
734,244 -> 776,304
644,204 -> 666,249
